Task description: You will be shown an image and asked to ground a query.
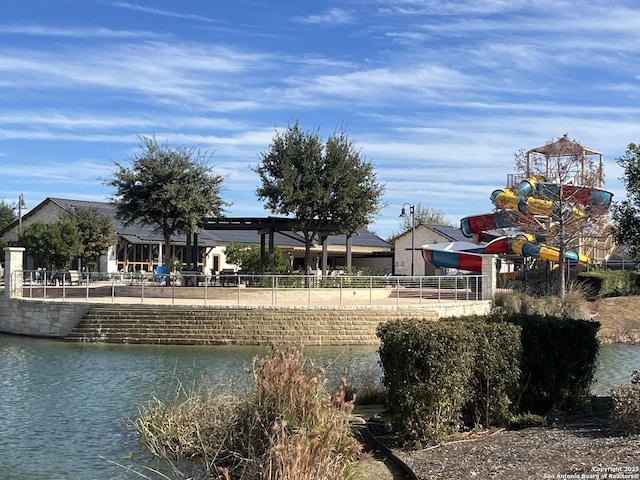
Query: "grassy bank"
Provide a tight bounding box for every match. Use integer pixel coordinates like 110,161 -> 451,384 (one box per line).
590,296 -> 640,344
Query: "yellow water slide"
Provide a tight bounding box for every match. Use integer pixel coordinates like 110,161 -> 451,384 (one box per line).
492,189 -> 554,216
510,234 -> 589,265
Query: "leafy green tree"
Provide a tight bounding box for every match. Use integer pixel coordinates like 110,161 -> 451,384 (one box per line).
611,143 -> 640,263
19,219 -> 83,270
324,129 -> 386,267
106,135 -> 227,269
0,199 -> 16,230
63,208 -> 117,270
255,121 -> 384,270
224,242 -> 289,273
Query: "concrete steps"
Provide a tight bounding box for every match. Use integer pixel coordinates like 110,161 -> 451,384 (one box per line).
63,304 -> 427,346
64,305 -> 256,345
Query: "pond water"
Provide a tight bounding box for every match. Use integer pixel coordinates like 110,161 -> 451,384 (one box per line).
0,334 -> 638,479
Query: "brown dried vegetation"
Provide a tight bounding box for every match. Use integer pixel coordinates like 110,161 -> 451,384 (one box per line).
133,344 -> 362,480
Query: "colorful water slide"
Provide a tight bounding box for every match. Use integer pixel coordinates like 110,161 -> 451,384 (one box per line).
422,234 -> 589,273
509,234 -> 589,264
425,176 -> 611,271
461,210 -> 526,238
516,176 -> 613,207
421,238 -> 509,273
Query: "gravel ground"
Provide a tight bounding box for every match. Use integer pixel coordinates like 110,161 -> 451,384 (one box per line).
374,411 -> 640,480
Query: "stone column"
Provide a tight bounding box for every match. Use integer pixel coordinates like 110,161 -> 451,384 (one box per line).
481,254 -> 497,301
4,247 -> 25,298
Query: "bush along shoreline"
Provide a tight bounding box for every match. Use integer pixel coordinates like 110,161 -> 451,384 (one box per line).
377,312 -> 601,447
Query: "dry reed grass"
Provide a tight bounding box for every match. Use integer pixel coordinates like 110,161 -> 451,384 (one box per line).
132,344 -> 363,480
492,285 -> 592,321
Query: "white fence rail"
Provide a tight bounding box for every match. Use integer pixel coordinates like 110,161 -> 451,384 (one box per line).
13,270 -> 486,308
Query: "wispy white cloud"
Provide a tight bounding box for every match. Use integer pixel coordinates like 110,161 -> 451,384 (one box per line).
295,8 -> 355,26
0,42 -> 274,107
111,2 -> 216,23
0,0 -> 636,237
0,24 -> 164,39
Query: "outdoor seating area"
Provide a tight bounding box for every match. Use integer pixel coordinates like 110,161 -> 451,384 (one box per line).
22,269 -> 90,287
217,268 -> 238,286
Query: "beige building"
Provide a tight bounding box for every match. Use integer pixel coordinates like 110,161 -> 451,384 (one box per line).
391,224 -> 467,276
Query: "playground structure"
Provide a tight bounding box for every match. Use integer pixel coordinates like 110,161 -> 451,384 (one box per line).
422,136 -> 616,273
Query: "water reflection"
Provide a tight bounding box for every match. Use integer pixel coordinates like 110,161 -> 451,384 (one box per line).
0,334 -> 637,479
0,336 -> 379,479
592,343 -> 640,395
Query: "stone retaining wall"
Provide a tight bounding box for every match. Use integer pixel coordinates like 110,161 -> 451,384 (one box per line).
0,297 -> 492,344
0,297 -> 90,338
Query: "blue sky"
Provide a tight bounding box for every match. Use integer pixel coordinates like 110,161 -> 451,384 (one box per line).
1,0 -> 639,240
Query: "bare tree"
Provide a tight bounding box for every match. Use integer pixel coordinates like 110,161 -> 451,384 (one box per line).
511,134 -> 611,297
389,203 -> 452,240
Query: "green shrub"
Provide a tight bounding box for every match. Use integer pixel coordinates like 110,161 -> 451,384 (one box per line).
611,371 -> 640,436
577,270 -> 640,298
463,319 -> 522,428
508,412 -> 546,430
377,312 -> 600,446
503,313 -> 600,413
377,317 -> 521,444
377,318 -> 476,444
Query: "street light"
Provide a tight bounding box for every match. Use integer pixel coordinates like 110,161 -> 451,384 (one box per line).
399,203 -> 415,276
18,193 -> 26,234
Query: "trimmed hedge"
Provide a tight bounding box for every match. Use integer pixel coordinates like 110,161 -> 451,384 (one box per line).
464,319 -> 522,428
377,313 -> 600,445
377,317 -> 521,444
577,270 -> 640,298
496,313 -> 600,414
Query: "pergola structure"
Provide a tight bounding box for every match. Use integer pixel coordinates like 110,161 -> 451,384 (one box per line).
200,216 -> 347,274
525,134 -> 605,188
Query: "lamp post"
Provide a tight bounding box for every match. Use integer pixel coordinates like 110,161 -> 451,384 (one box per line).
399,203 -> 415,276
18,193 -> 26,234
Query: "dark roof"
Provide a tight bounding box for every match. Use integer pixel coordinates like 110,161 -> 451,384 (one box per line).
388,223 -> 467,243
211,227 -> 390,249
48,198 -> 222,246
9,198 -> 390,249
428,225 -> 468,242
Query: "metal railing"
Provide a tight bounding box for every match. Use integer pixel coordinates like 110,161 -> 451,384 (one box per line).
11,270 -> 486,308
